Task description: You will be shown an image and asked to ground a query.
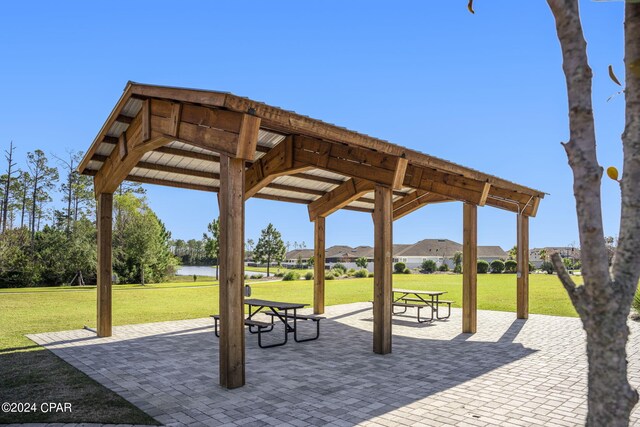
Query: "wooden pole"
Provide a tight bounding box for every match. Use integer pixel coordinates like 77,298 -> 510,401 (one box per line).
313,216 -> 326,314
462,203 -> 477,333
517,214 -> 530,319
373,184 -> 393,354
97,193 -> 113,337
218,154 -> 246,389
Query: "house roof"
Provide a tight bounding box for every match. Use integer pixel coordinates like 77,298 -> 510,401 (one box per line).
79,82 -> 545,218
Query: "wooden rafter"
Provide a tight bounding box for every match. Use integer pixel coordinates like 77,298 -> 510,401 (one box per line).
307,178 -> 375,221
392,190 -> 451,220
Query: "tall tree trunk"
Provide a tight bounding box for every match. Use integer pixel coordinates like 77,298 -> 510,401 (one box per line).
140,262 -> 145,286
30,174 -> 38,239
20,185 -> 26,228
547,1 -> 640,425
2,141 -> 15,233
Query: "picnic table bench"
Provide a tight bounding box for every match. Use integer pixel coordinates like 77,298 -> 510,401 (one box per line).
391,289 -> 454,322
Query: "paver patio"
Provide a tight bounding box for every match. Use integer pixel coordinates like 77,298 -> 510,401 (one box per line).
27,303 -> 640,426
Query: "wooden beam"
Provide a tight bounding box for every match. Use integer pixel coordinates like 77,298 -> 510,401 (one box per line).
308,178 -> 375,221
517,214 -> 529,319
392,190 -> 451,220
462,203 -> 477,334
93,106 -> 172,195
245,137 -> 309,199
293,135 -> 404,187
403,165 -> 489,207
149,99 -> 259,160
479,182 -> 491,206
373,184 -> 393,355
218,154 -> 246,389
314,217 -> 326,315
97,193 -> 113,338
392,158 -> 408,190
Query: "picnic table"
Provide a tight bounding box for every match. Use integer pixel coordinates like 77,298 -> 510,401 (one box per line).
245,298 -> 324,348
392,288 -> 453,323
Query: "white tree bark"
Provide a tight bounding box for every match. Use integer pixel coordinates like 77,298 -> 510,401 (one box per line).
546,1 -> 640,425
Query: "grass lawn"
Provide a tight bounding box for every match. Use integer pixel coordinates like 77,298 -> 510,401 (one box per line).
0,273 -> 578,424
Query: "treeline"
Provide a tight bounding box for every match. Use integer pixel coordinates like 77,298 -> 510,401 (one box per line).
0,143 -> 177,287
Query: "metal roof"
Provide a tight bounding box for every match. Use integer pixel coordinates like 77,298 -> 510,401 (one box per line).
80,82 -> 546,216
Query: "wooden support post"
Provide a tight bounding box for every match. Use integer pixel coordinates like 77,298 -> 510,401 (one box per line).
218,154 -> 246,389
97,193 -> 113,337
313,217 -> 326,314
517,214 -> 530,319
462,203 -> 477,333
373,184 -> 393,354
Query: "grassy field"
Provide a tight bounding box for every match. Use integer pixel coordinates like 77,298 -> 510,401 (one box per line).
0,273 -> 578,424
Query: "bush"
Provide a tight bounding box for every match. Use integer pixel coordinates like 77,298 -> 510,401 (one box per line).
633,290 -> 640,319
325,273 -> 335,280
304,271 -> 313,280
453,264 -> 462,274
331,269 -> 344,278
421,259 -> 437,273
354,269 -> 369,278
368,273 -> 374,278
529,262 -> 536,272
403,268 -> 411,274
490,259 -> 505,274
274,272 -> 285,278
438,263 -> 449,272
332,263 -> 347,274
394,262 -> 406,274
347,268 -> 356,276
540,261 -> 554,274
504,259 -> 517,273
282,271 -> 300,281
477,260 -> 490,274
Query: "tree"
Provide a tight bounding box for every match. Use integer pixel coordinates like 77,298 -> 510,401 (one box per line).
355,256 -> 368,269
204,218 -> 220,280
507,245 -> 517,260
26,150 -> 58,239
453,251 -> 463,274
253,223 -> 286,277
1,141 -> 17,232
542,2 -> 640,423
307,255 -> 314,268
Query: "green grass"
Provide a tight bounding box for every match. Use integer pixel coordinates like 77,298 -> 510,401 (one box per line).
0,272 -> 578,424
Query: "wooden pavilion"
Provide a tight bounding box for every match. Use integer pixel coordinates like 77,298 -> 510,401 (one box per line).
78,82 -> 545,389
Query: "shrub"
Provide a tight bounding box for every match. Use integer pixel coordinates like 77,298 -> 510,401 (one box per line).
325,273 -> 335,280
354,269 -> 369,278
244,274 -> 249,279
540,261 -> 554,274
282,271 -> 300,281
438,263 -> 449,272
490,259 -> 505,274
403,268 -> 411,274
355,256 -> 368,269
421,259 -> 437,273
504,259 -> 517,273
332,263 -> 347,274
632,290 -> 640,319
368,273 -> 374,278
347,268 -> 356,276
274,272 -> 285,278
453,264 -> 462,274
529,262 -> 536,272
331,269 -> 344,278
251,274 -> 262,279
304,271 -> 313,280
394,262 -> 406,274
477,260 -> 490,274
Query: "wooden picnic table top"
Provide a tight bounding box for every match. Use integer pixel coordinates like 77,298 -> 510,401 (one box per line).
244,298 -> 308,310
393,288 -> 446,296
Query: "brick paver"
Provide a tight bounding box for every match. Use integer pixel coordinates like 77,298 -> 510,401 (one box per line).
26,303 -> 640,426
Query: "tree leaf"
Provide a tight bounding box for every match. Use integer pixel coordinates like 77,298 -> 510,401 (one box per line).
608,65 -> 622,86
606,166 -> 619,181
467,0 -> 475,14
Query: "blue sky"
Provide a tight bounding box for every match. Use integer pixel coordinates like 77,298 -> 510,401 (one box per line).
0,1 -> 626,250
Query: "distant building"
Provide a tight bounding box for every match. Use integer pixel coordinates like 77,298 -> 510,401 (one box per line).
284,238 -> 508,271
530,246 -> 581,268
